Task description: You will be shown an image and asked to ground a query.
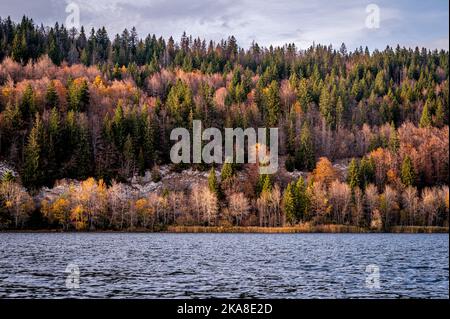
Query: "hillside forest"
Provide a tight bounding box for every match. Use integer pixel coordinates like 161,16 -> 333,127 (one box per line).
0,16 -> 448,231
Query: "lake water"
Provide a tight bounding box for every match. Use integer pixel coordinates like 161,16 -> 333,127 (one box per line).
0,233 -> 448,298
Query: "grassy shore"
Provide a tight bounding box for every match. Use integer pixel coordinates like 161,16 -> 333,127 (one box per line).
389,226 -> 449,233
166,224 -> 449,233
1,224 -> 448,233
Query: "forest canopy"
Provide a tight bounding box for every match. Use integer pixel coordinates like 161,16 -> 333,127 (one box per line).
0,16 -> 448,231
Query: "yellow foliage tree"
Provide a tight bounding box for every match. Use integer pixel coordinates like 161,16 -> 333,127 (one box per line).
312,157 -> 337,186
71,204 -> 87,231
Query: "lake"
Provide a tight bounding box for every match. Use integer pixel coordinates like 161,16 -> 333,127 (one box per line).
0,233 -> 448,298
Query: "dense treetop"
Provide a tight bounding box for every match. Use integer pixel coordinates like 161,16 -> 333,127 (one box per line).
0,16 -> 448,231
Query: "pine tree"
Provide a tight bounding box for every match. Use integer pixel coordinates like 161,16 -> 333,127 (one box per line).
401,155 -> 415,187
295,177 -> 308,221
166,79 -> 194,126
419,101 -> 432,128
78,80 -> 90,112
47,107 -> 60,181
80,48 -> 89,66
265,80 -> 280,126
347,158 -> 360,190
20,84 -> 36,119
111,103 -> 125,150
319,85 -> 334,128
434,99 -> 445,127
75,125 -> 92,179
46,81 -> 59,109
123,134 -> 135,176
374,70 -> 386,95
297,78 -> 312,112
336,96 -> 345,129
11,32 -> 26,63
48,35 -> 61,65
221,162 -> 234,182
261,175 -> 272,193
388,123 -> 400,153
208,167 -> 220,197
283,183 -> 296,224
358,157 -> 375,188
23,115 -> 43,187
296,123 -> 315,171
138,148 -> 145,176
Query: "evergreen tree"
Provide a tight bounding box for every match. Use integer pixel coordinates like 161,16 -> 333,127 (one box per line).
265,80 -> 280,126
295,176 -> 308,221
261,174 -> 272,193
347,158 -> 360,190
138,148 -> 145,176
20,84 -> 36,119
208,167 -> 219,196
319,85 -> 334,128
123,134 -> 135,176
358,157 -> 375,188
78,80 -> 90,111
401,155 -> 416,186
434,99 -> 445,127
296,123 -> 315,170
23,115 -> 43,187
388,123 -> 400,153
75,125 -> 92,179
221,162 -> 234,182
283,183 -> 296,224
45,80 -> 59,109
166,79 -> 194,126
419,101 -> 432,128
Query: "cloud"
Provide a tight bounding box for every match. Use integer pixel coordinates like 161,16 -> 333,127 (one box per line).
0,0 -> 448,51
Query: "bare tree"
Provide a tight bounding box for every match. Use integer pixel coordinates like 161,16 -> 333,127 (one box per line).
108,181 -> 130,229
329,180 -> 351,224
228,192 -> 250,226
402,186 -> 419,226
421,187 -> 440,226
352,187 -> 364,226
190,184 -> 204,224
270,185 -> 282,226
256,191 -> 271,227
308,181 -> 331,224
364,184 -> 379,226
0,181 -> 34,228
202,187 -> 218,226
380,185 -> 398,229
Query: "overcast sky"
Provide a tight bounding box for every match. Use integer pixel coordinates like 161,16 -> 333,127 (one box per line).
0,0 -> 448,51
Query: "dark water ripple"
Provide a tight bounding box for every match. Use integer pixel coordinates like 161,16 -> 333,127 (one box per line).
0,233 -> 448,298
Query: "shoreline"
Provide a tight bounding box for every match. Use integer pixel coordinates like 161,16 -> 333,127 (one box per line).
1,225 -> 448,234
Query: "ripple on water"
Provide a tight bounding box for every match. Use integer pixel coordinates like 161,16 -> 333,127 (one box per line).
0,233 -> 448,298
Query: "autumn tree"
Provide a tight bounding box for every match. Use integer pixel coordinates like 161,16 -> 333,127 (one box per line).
312,157 -> 337,186
0,180 -> 34,228
228,192 -> 250,226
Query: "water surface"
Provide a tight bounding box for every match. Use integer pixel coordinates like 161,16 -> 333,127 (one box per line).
0,233 -> 448,298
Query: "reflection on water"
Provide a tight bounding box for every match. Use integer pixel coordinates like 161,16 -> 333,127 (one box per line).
0,233 -> 448,298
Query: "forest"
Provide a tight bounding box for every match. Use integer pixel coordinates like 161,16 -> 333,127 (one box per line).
0,16 -> 448,231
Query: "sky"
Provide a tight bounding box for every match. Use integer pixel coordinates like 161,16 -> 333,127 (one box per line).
0,0 -> 448,51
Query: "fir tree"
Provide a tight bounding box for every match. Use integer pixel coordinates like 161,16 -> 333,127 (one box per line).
208,167 -> 219,196
265,80 -> 280,126
45,80 -> 59,109
221,162 -> 234,182
283,183 -> 296,224
347,158 -> 360,190
419,101 -> 432,128
401,155 -> 416,187
23,115 -> 43,187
